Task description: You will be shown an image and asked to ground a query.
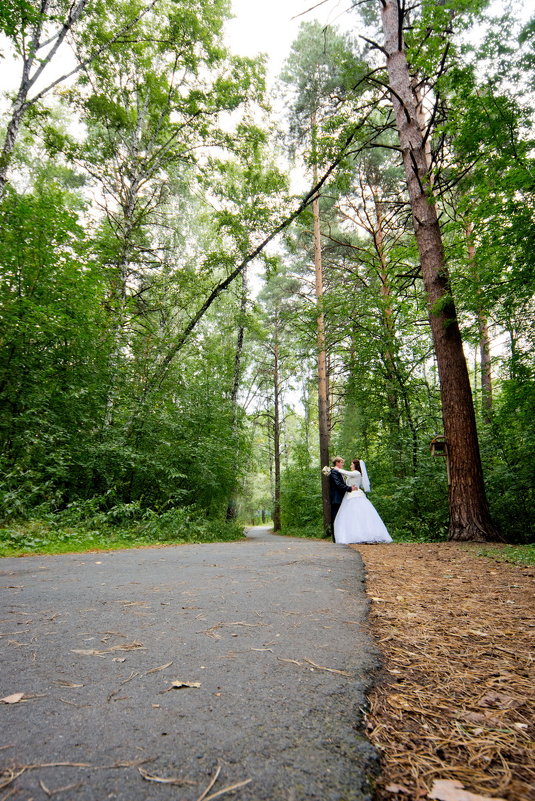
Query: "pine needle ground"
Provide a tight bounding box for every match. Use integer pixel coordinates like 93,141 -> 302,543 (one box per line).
351,543 -> 534,801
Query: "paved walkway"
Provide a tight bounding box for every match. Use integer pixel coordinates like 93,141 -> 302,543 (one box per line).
1,528 -> 378,800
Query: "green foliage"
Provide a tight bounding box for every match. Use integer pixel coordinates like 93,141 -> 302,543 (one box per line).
0,511 -> 244,557
0,0 -> 39,42
279,20 -> 366,157
0,0 -> 280,547
0,1 -> 533,552
280,463 -> 323,536
478,378 -> 535,543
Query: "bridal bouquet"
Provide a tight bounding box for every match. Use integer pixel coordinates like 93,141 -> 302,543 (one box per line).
321,465 -> 331,476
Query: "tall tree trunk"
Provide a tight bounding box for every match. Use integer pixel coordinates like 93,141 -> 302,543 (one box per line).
373,193 -> 401,443
312,188 -> 331,533
466,225 -> 493,424
379,0 -> 500,541
311,112 -> 331,535
226,269 -> 248,521
272,331 -> 282,533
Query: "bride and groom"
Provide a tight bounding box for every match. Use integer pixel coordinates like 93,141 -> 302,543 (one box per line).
328,456 -> 392,545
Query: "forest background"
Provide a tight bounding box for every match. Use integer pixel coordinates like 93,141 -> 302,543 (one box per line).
0,0 -> 533,555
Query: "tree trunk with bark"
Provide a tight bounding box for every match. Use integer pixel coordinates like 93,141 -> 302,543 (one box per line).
312,185 -> 331,535
226,270 -> 248,521
311,110 -> 331,535
373,193 -> 402,444
466,226 -> 493,424
379,0 -> 500,541
272,331 -> 282,533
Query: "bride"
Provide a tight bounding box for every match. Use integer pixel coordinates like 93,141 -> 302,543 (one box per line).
333,459 -> 392,545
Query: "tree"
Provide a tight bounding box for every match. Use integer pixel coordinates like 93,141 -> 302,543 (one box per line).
0,0 -> 163,200
377,0 -> 500,541
256,271 -> 303,532
280,21 -> 366,534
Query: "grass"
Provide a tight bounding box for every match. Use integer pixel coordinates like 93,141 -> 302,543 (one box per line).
0,517 -> 246,557
279,525 -> 326,539
475,542 -> 535,566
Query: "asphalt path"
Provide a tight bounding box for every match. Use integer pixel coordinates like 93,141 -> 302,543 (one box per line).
1,527 -> 379,801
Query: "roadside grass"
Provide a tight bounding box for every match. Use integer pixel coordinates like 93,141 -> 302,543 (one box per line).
0,517 -> 245,557
475,542 -> 535,566
280,526 -> 325,539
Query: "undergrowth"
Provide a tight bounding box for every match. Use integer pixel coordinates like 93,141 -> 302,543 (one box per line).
0,507 -> 245,557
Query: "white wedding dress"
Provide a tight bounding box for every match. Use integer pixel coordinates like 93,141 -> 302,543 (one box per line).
333,469 -> 392,545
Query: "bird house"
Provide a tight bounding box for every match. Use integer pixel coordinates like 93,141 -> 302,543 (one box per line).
429,435 -> 446,456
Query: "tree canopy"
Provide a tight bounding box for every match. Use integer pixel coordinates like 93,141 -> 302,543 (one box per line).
0,0 -> 533,547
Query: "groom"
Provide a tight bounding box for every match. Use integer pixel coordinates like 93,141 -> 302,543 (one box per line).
329,456 -> 354,540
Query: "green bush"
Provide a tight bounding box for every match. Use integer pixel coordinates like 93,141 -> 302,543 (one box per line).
0,506 -> 245,556
280,464 -> 323,532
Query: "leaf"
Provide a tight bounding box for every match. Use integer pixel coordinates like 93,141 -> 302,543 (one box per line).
108,641 -> 145,652
478,691 -> 521,709
459,711 -> 504,728
429,779 -> 507,801
302,658 -> 351,677
170,680 -> 201,689
1,692 -> 25,704
72,641 -> 145,657
386,784 -> 411,794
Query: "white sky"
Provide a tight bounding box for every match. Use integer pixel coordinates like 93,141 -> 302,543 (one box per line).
225,0 -> 354,81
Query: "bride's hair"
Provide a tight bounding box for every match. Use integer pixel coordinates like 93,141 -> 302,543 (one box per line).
351,459 -> 361,472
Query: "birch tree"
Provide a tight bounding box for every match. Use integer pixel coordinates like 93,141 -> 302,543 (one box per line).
0,0 -> 163,200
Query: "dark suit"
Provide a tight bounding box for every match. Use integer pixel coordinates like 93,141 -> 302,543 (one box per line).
329,468 -> 352,532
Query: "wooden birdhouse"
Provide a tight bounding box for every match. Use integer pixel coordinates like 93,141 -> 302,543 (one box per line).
429,435 -> 446,456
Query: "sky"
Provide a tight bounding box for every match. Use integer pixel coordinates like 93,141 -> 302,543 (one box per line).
225,0 -> 354,81
225,0 -> 532,83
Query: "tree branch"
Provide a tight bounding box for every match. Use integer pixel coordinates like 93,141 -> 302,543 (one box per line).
145,128 -> 362,393
29,0 -> 160,106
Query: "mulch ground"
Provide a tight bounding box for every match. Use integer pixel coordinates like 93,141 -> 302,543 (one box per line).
351,543 -> 535,801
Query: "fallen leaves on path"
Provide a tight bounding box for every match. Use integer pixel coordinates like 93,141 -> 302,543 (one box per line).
145,661 -> 173,674
429,778 -> 507,801
39,779 -> 82,797
53,680 -> 84,688
1,757 -> 154,793
1,693 -> 25,704
197,621 -> 270,639
160,679 -> 201,692
352,543 -> 535,801
0,762 -> 92,791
